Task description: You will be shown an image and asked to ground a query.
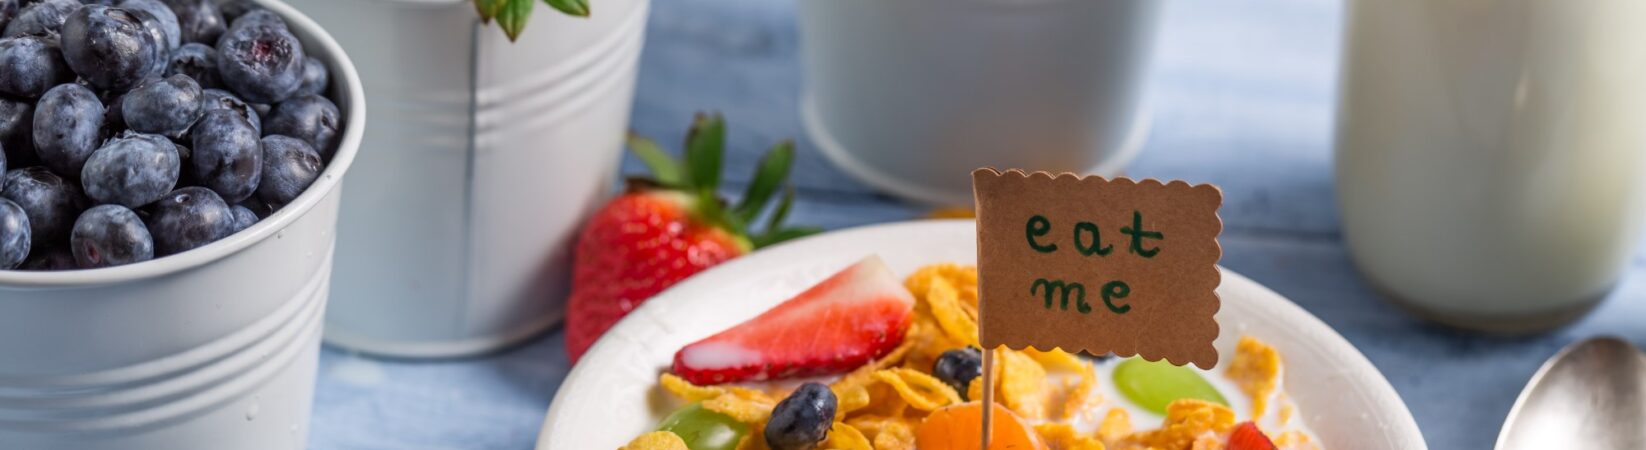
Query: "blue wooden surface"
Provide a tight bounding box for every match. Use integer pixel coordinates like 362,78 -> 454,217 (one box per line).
307,1 -> 1646,449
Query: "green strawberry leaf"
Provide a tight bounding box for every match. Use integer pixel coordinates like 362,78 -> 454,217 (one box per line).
754,226 -> 822,248
495,0 -> 534,41
733,140 -> 793,223
545,0 -> 590,17
765,186 -> 796,232
628,132 -> 683,187
684,112 -> 726,195
474,0 -> 504,23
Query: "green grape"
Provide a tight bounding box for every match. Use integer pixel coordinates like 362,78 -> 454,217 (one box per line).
1112,357 -> 1229,415
656,402 -> 748,450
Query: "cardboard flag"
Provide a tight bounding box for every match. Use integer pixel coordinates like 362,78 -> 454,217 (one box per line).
972,168 -> 1224,369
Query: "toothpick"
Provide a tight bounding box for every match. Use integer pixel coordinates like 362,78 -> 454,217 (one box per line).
980,347 -> 995,449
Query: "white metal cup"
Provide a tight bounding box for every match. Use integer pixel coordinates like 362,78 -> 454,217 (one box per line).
286,0 -> 650,357
1336,0 -> 1646,332
798,0 -> 1162,205
0,1 -> 365,447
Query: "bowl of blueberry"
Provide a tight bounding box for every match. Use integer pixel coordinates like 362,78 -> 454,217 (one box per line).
0,0 -> 361,448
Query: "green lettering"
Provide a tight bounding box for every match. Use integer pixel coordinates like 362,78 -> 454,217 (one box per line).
1102,281 -> 1131,314
1026,215 -> 1057,253
1031,278 -> 1090,313
1120,211 -> 1163,258
1073,221 -> 1112,256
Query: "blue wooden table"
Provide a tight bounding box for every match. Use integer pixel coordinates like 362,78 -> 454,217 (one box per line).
308,1 -> 1646,448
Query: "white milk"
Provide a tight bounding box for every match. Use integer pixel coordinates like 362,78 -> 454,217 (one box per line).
1335,0 -> 1646,331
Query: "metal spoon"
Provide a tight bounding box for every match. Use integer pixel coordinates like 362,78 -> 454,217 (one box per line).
1496,337 -> 1646,450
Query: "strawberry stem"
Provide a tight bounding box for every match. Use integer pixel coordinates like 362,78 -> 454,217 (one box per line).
684,113 -> 726,196
544,0 -> 590,17
733,140 -> 793,223
627,133 -> 682,187
494,0 -> 534,41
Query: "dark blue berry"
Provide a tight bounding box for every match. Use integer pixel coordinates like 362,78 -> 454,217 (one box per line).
70,203 -> 150,267
224,8 -> 280,32
0,97 -> 34,166
142,185 -> 230,255
82,131 -> 178,207
19,243 -> 72,270
2,0 -> 77,38
764,382 -> 836,450
0,197 -> 29,268
264,94 -> 338,160
0,35 -> 74,98
0,1 -> 18,34
237,195 -> 272,218
159,0 -> 222,45
295,55 -> 327,97
117,0 -> 175,50
214,12 -> 301,104
933,347 -> 983,400
1,166 -> 84,247
189,109 -> 259,202
32,82 -> 104,176
256,134 -> 317,205
200,87 -> 258,133
216,0 -> 260,25
227,202 -> 253,232
165,42 -> 217,88
60,5 -> 160,92
122,74 -> 201,137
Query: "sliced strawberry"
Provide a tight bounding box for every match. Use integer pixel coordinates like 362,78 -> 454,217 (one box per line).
1228,421 -> 1278,450
671,256 -> 915,385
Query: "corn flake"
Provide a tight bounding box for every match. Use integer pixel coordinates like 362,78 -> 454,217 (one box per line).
870,419 -> 917,450
998,348 -> 1049,419
1123,399 -> 1236,450
872,368 -> 962,411
925,277 -> 979,346
660,373 -> 724,402
1226,336 -> 1282,418
904,264 -> 979,310
1097,408 -> 1132,445
1036,423 -> 1107,450
1059,363 -> 1100,420
821,422 -> 873,450
832,384 -> 872,419
702,389 -> 778,424
621,431 -> 689,450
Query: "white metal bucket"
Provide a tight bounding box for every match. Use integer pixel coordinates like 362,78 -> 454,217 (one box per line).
0,1 -> 366,448
289,0 -> 649,358
798,0 -> 1162,206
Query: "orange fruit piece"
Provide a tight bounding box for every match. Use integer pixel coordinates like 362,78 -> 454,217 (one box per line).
915,402 -> 1048,450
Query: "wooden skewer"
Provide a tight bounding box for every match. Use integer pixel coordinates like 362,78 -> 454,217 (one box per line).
980,346 -> 995,449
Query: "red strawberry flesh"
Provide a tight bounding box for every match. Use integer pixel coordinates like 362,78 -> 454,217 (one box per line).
1227,421 -> 1278,450
671,256 -> 915,385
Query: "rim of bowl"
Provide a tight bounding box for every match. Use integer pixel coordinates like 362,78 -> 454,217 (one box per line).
0,0 -> 367,288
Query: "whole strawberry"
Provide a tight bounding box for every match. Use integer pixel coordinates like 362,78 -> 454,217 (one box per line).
565,113 -> 816,362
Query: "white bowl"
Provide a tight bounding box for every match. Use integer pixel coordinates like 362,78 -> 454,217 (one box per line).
0,1 -> 365,448
538,220 -> 1426,450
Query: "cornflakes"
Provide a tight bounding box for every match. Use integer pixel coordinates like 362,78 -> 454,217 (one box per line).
926,277 -> 979,346
1123,399 -> 1236,450
702,388 -> 778,424
1226,336 -> 1281,417
621,431 -> 689,450
821,422 -> 873,450
1097,408 -> 1133,445
1058,363 -> 1100,420
1036,423 -> 1107,450
660,373 -> 724,402
997,348 -> 1049,419
873,368 -> 963,411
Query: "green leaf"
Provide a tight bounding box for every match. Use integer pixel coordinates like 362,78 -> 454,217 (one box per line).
733,140 -> 793,223
494,0 -> 534,42
754,226 -> 822,248
683,112 -> 726,194
545,0 -> 590,17
628,132 -> 682,187
474,0 -> 504,23
765,186 -> 796,232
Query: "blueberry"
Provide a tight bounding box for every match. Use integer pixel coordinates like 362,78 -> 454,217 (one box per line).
60,5 -> 160,92
214,12 -> 302,104
255,134 -> 318,204
165,42 -> 217,88
237,195 -> 273,218
116,0 -> 174,50
0,35 -> 73,98
32,82 -> 103,176
159,0 -> 221,45
98,87 -> 127,134
933,347 -> 982,400
0,197 -> 29,268
1,166 -> 84,247
0,0 -> 17,33
227,202 -> 253,232
142,185 -> 230,255
216,0 -> 259,24
82,132 -> 178,207
121,74 -> 201,138
199,87 -> 258,133
295,55 -> 327,97
764,382 -> 836,450
2,0 -> 78,38
264,94 -> 338,160
0,97 -> 34,166
224,8 -> 281,32
189,109 -> 259,202
69,203 -> 150,267
18,242 -> 70,270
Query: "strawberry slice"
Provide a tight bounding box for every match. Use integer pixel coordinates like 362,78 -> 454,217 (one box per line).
671,256 -> 916,385
1228,421 -> 1278,450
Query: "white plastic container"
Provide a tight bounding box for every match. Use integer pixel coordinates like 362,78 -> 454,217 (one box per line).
0,1 -> 365,448
798,0 -> 1161,205
285,0 -> 649,358
1335,0 -> 1646,332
